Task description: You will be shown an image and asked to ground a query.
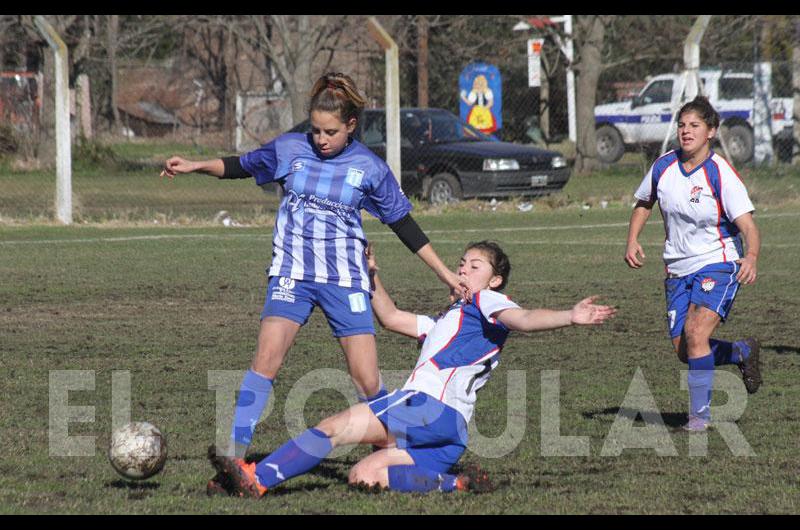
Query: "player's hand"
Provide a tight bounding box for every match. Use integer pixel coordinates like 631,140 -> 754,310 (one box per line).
446,270 -> 471,303
624,241 -> 646,268
365,242 -> 379,274
570,295 -> 617,326
735,255 -> 758,285
160,156 -> 195,179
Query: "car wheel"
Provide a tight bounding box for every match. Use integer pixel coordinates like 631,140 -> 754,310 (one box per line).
427,173 -> 462,206
595,125 -> 625,164
721,124 -> 754,164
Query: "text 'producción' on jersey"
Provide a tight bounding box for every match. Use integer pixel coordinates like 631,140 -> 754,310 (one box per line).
634,150 -> 754,278
240,133 -> 412,292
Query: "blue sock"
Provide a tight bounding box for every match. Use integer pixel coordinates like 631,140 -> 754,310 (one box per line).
732,340 -> 751,363
710,339 -> 736,365
710,339 -> 751,365
388,466 -> 458,493
254,428 -> 333,489
687,353 -> 715,421
358,384 -> 388,403
230,369 -> 273,458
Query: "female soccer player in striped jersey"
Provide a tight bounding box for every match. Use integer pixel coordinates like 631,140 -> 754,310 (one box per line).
624,96 -> 763,432
161,73 -> 463,491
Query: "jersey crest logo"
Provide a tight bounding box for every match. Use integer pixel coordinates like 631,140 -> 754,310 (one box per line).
278,277 -> 296,290
292,160 -> 305,172
701,278 -> 716,292
345,167 -> 365,187
689,185 -> 703,204
286,190 -> 303,212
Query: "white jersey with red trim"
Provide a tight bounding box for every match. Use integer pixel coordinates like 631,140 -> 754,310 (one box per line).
401,289 -> 520,423
634,150 -> 754,277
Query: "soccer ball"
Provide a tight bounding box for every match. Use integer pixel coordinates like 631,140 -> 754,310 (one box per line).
108,422 -> 167,480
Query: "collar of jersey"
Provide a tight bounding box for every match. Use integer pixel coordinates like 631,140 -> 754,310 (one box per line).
677,149 -> 713,178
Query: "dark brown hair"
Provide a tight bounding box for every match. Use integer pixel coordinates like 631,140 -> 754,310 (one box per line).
678,95 -> 720,129
308,72 -> 367,125
465,240 -> 511,291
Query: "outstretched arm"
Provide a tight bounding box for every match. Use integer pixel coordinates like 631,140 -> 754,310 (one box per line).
387,214 -> 466,301
161,157 -> 225,178
495,296 -> 616,333
366,243 -> 420,338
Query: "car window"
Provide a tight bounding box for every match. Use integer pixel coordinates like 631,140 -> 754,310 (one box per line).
412,112 -> 492,144
720,77 -> 753,99
640,80 -> 673,105
361,113 -> 386,146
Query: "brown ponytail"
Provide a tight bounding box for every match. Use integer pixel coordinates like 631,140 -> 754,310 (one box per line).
309,72 -> 367,125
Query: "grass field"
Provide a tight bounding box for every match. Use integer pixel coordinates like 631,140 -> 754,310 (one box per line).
2,198 -> 800,513
2,141 -> 800,513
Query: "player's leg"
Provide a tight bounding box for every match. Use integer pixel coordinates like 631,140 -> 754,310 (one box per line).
349,446 -> 492,493
229,277 -> 312,459
689,264 -> 762,392
682,262 -> 740,430
666,275 -> 691,363
339,334 -> 386,401
682,303 -> 721,430
214,402 -> 392,497
317,283 -> 387,402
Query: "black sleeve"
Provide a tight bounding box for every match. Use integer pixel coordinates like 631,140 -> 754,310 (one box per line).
221,156 -> 252,179
388,214 -> 430,253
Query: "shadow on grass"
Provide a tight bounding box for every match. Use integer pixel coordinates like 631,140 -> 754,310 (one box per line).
769,344 -> 800,355
105,479 -> 161,500
105,480 -> 161,490
583,407 -> 687,428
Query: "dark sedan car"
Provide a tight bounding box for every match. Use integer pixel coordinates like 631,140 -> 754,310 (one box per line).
289,108 -> 571,205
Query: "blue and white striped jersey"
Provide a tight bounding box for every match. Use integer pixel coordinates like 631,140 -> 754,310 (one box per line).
402,289 -> 520,423
241,133 -> 412,292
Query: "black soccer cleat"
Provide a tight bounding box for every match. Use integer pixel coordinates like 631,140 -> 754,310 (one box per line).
737,337 -> 762,394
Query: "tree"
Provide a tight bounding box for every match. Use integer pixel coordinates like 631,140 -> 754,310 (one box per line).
234,15 -> 349,125
572,16 -> 611,174
182,16 -> 242,149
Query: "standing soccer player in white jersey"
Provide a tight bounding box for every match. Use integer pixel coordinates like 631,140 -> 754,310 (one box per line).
207,241 -> 616,497
624,96 -> 763,432
160,73 -> 465,493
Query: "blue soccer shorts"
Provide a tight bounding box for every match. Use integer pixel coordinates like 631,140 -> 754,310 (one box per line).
261,276 -> 375,337
664,261 -> 740,339
368,389 -> 468,474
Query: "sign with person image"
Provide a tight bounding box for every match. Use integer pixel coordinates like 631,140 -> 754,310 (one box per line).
459,63 -> 502,134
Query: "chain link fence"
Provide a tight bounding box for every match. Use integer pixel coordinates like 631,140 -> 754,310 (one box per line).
1,18 -> 798,223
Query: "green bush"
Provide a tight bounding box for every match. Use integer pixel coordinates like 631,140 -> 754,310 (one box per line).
72,137 -> 121,169
0,123 -> 19,155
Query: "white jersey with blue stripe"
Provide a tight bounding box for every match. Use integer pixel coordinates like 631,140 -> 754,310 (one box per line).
634,150 -> 754,277
402,289 -> 520,423
240,133 -> 412,292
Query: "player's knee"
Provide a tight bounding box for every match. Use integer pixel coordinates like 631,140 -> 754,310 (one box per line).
683,321 -> 709,345
352,374 -> 381,397
348,463 -> 378,487
314,416 -> 340,443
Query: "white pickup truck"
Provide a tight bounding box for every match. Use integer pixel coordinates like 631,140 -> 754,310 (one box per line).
594,70 -> 794,164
